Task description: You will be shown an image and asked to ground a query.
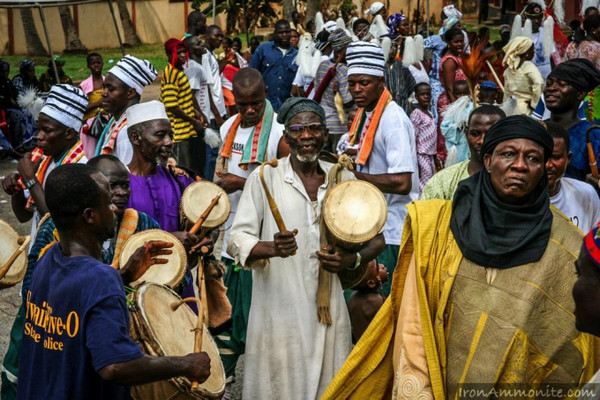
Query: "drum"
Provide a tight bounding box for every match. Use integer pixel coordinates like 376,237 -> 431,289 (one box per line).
322,180 -> 388,289
0,219 -> 28,289
129,283 -> 226,399
119,230 -> 187,289
322,180 -> 387,251
180,181 -> 230,235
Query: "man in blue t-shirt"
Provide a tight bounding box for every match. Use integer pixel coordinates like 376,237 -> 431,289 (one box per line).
17,164 -> 211,400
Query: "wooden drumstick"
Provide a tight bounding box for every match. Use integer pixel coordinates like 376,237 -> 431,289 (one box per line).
259,159 -> 296,255
587,125 -> 600,178
189,194 -> 222,235
171,297 -> 205,389
0,236 -> 30,282
485,60 -> 505,93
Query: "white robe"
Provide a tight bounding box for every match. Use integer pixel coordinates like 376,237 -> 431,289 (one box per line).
228,155 -> 353,399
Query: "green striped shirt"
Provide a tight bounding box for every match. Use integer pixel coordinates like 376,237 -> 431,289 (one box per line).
159,63 -> 196,142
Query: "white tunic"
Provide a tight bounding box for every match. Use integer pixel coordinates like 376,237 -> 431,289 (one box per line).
228,155 -> 353,399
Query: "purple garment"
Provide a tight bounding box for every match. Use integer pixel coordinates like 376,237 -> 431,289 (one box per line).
127,165 -> 194,232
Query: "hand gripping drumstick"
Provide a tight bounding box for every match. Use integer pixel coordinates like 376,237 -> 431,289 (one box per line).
259,159 -> 296,255
171,297 -> 205,389
188,194 -> 221,254
0,236 -> 31,281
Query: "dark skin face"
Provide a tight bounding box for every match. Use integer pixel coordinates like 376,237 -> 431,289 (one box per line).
477,89 -> 498,104
544,77 -> 585,114
545,137 -> 572,192
195,15 -> 207,35
36,113 -> 77,157
528,15 -> 543,33
131,119 -> 174,164
102,73 -> 137,115
396,19 -> 410,36
222,39 -> 232,53
523,45 -> 535,61
292,12 -> 301,24
283,112 -> 327,164
233,83 -> 267,128
250,38 -> 260,53
354,23 -> 369,40
415,85 -> 431,110
24,65 -> 36,81
186,36 -> 206,58
466,114 -> 502,163
274,23 -> 292,48
90,173 -> 118,242
96,161 -> 131,218
290,31 -> 300,48
453,83 -> 470,98
447,33 -> 465,56
573,244 -> 600,336
175,46 -> 187,68
206,27 -> 224,51
348,74 -> 385,112
88,56 -> 103,76
483,138 -> 545,205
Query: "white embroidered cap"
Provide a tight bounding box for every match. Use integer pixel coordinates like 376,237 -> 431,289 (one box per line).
126,101 -> 170,127
108,55 -> 157,95
346,41 -> 386,77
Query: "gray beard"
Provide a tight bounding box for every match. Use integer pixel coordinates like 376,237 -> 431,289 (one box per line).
294,153 -> 319,163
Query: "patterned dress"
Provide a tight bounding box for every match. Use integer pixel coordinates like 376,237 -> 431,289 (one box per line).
410,108 -> 437,194
436,53 -> 466,116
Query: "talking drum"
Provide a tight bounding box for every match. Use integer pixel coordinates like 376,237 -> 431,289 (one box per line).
180,181 -> 230,236
322,180 -> 387,289
119,230 -> 187,288
0,219 -> 29,289
129,283 -> 226,399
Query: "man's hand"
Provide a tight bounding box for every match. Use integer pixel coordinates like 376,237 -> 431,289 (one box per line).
215,171 -> 246,194
17,152 -> 42,181
189,237 -> 214,255
2,173 -> 22,196
273,229 -> 298,258
183,352 -> 211,384
316,244 -> 357,273
172,231 -> 202,250
121,240 -> 174,284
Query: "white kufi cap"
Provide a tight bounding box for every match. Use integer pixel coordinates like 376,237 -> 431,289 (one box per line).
126,101 -> 169,127
108,55 -> 157,95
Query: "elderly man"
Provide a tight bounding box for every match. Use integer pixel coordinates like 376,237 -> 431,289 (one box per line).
250,19 -> 299,112
2,84 -> 88,241
545,58 -> 600,181
17,164 -> 211,400
324,115 -> 600,399
314,29 -> 354,151
228,97 -> 385,399
345,41 -> 418,296
214,67 -> 288,386
422,104 -> 505,200
95,55 -> 157,164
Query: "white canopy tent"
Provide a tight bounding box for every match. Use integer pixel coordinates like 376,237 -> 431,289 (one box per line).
0,0 -> 125,81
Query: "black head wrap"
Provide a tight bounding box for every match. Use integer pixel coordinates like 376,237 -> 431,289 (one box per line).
524,2 -> 543,16
450,115 -> 553,270
547,58 -> 600,93
482,115 -> 553,161
277,97 -> 326,126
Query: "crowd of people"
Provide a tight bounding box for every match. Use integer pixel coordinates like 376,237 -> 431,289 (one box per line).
3,1 -> 600,399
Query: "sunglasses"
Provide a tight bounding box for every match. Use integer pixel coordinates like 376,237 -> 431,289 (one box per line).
287,123 -> 324,135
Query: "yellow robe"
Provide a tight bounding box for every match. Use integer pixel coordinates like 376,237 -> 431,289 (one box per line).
322,200 -> 600,400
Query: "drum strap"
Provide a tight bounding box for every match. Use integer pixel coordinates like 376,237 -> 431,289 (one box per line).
111,208 -> 139,268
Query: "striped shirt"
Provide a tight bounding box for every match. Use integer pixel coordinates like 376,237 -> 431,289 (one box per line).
159,63 -> 196,142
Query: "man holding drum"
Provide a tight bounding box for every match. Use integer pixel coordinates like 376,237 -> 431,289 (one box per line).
17,164 -> 211,399
228,97 -> 385,399
345,41 -> 419,296
214,67 -> 289,389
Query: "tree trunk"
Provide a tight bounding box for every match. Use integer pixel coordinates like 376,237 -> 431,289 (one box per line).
20,8 -> 48,56
58,6 -> 88,53
306,0 -> 318,24
283,0 -> 294,20
115,0 -> 142,46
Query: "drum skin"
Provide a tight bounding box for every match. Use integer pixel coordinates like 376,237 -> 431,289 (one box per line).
119,230 -> 187,289
180,181 -> 230,230
129,283 -> 226,399
0,219 -> 27,289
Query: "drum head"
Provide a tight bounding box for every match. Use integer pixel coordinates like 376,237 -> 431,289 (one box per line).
119,230 -> 187,288
137,283 -> 226,397
323,180 -> 387,245
180,181 -> 230,229
0,219 -> 27,288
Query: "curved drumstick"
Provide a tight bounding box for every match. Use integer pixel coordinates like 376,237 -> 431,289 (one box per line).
587,125 -> 600,178
0,236 -> 31,282
259,159 -> 296,255
171,297 -> 205,389
189,194 -> 221,236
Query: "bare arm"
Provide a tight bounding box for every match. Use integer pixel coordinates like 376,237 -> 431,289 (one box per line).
441,58 -> 458,103
353,171 -> 413,195
98,353 -> 210,386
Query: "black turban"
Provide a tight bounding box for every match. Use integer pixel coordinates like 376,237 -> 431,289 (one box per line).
276,97 -> 326,126
548,58 -> 600,93
523,2 -> 543,16
482,115 -> 553,161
